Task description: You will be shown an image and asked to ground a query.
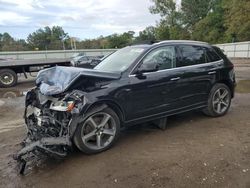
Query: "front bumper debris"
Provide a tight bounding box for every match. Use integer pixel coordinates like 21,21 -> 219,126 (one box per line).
14,88 -> 87,174
14,136 -> 71,174
14,137 -> 71,160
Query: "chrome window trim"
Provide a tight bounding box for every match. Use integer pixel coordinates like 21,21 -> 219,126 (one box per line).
128,59 -> 223,77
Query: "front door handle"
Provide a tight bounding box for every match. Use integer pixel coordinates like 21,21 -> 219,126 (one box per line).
124,88 -> 131,92
170,77 -> 180,81
208,71 -> 216,75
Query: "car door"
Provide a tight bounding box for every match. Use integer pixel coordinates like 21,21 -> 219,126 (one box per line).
124,45 -> 184,120
175,45 -> 221,107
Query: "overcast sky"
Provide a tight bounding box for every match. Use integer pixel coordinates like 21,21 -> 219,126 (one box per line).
0,0 -> 160,40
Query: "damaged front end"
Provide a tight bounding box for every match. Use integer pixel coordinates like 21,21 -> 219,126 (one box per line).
14,66 -> 119,174
14,88 -> 87,174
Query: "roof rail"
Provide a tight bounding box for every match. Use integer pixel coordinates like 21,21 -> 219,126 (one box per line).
130,40 -> 161,46
155,40 -> 209,45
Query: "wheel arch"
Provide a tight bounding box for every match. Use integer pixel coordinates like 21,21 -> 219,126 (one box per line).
217,79 -> 235,98
84,100 -> 125,125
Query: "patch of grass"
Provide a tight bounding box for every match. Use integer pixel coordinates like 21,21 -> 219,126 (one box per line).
236,80 -> 250,93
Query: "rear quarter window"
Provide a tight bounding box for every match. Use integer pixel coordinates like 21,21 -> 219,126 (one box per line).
212,46 -> 228,60
205,47 -> 222,62
177,45 -> 206,67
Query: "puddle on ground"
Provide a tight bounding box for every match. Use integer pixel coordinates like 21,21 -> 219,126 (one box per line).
0,89 -> 26,99
236,80 -> 250,93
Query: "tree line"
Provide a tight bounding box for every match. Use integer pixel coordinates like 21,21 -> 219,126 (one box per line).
0,0 -> 249,51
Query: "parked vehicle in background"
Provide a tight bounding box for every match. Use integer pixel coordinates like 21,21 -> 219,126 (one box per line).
70,52 -> 87,59
15,40 -> 236,174
70,55 -> 104,68
0,53 -> 105,88
0,58 -> 71,87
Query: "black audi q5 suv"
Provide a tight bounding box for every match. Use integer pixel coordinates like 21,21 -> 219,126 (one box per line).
17,40 -> 236,164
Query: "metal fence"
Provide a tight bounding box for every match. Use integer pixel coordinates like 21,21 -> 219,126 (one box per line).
0,41 -> 249,60
216,41 -> 250,58
0,49 -> 117,60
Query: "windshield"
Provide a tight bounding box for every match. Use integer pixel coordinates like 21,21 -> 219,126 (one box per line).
94,46 -> 145,72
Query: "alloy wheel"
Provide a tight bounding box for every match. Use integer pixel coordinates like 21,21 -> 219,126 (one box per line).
81,112 -> 116,150
212,88 -> 230,114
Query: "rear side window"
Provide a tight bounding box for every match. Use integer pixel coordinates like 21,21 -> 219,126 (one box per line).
177,45 -> 206,67
205,47 -> 221,62
212,46 -> 228,60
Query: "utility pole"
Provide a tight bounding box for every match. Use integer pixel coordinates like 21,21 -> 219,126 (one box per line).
70,37 -> 78,50
61,36 -> 67,50
74,39 -> 76,50
70,38 -> 73,50
62,40 -> 65,50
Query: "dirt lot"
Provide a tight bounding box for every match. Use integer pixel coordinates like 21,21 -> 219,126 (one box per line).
0,59 -> 250,188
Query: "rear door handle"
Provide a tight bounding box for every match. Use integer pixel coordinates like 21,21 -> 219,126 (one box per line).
170,77 -> 180,81
208,71 -> 216,75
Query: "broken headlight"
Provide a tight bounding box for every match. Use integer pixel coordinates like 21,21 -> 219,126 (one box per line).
50,100 -> 75,112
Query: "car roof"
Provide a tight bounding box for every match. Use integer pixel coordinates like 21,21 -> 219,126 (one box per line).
131,40 -> 210,49
154,40 -> 209,46
130,40 -> 211,50
129,44 -> 151,48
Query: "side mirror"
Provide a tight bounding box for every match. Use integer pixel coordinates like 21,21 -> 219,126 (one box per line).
134,70 -> 146,79
135,62 -> 158,79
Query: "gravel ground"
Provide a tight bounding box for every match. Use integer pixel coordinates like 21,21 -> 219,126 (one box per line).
0,59 -> 249,188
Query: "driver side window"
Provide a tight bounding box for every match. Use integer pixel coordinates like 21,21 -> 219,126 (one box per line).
140,46 -> 176,72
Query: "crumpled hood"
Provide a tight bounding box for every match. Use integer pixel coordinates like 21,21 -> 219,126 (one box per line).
36,66 -> 121,95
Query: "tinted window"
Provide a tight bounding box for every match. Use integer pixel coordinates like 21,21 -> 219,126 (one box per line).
205,47 -> 221,62
212,46 -> 228,61
140,46 -> 176,71
177,45 -> 206,67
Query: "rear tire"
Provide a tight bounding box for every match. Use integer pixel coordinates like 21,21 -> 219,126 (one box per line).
73,107 -> 120,154
0,69 -> 18,87
203,83 -> 231,117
